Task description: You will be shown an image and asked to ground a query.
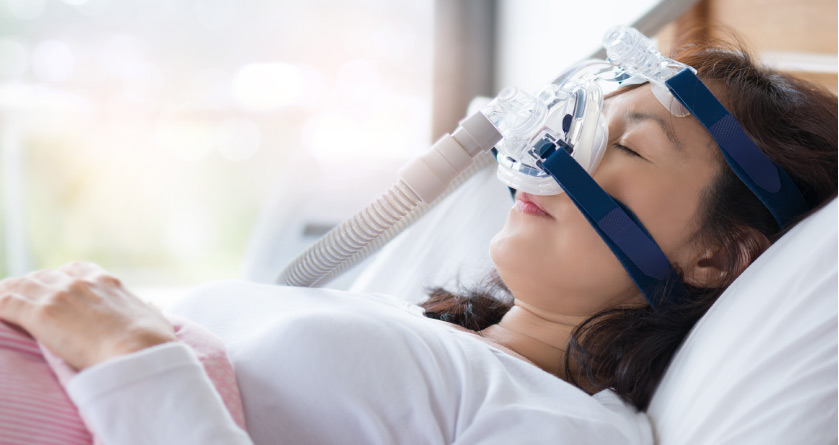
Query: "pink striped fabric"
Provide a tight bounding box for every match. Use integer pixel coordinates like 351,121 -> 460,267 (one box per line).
0,314 -> 246,445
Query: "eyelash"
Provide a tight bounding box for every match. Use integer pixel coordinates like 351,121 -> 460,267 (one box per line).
614,143 -> 642,158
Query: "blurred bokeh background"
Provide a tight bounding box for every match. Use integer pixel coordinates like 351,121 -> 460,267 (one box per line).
0,0 -> 434,296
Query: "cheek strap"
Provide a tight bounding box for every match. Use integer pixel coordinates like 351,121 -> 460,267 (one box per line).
536,142 -> 686,310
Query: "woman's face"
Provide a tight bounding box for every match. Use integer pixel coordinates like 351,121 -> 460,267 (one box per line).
490,84 -> 720,317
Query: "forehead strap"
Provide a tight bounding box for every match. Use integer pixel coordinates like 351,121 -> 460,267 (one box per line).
665,69 -> 809,229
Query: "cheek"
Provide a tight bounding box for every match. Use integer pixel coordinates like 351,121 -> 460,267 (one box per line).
633,180 -> 702,255
490,200 -> 640,315
595,158 -> 716,265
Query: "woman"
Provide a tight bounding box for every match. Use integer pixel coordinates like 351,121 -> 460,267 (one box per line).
0,39 -> 836,444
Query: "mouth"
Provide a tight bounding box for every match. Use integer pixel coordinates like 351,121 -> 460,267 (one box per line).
513,192 -> 553,218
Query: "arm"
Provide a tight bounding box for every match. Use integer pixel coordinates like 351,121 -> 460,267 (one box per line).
0,262 -> 253,444
69,342 -> 252,444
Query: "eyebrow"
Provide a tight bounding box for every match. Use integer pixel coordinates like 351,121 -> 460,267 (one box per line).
624,110 -> 685,152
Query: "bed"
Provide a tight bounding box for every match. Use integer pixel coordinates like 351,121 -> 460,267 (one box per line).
342,163 -> 838,444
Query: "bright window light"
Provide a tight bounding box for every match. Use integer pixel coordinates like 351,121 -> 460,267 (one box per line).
0,0 -> 434,298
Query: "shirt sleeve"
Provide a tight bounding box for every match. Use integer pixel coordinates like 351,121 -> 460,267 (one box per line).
67,342 -> 253,445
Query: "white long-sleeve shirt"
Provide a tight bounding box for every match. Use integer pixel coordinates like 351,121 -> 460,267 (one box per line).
67,281 -> 652,444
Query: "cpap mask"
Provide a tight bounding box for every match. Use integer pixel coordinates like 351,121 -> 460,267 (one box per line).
479,39 -> 692,306
279,26 -> 809,310
484,26 -> 694,196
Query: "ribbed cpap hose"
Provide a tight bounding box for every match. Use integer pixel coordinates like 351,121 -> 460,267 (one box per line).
277,112 -> 502,287
276,179 -> 421,287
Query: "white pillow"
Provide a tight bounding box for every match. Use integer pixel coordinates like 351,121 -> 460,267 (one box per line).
648,199 -> 838,444
350,162 -> 511,303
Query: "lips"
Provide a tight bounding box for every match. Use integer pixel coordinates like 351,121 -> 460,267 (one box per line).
514,192 -> 553,218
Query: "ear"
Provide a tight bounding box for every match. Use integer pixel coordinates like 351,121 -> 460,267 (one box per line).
681,244 -> 729,288
681,228 -> 770,289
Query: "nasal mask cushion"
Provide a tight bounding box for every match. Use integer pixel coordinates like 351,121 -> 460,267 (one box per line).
483,63 -> 612,196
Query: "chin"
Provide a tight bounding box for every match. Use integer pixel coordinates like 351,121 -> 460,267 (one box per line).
490,220 -> 554,267
490,230 -> 540,289
489,229 -> 511,270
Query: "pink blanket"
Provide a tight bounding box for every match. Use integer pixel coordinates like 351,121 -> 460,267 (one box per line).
0,314 -> 246,444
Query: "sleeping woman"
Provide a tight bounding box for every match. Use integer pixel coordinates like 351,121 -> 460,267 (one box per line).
0,36 -> 836,444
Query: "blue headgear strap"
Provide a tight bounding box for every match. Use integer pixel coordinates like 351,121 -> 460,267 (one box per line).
665,69 -> 809,229
535,142 -> 686,310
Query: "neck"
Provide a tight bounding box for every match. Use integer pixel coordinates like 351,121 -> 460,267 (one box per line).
478,301 -> 587,378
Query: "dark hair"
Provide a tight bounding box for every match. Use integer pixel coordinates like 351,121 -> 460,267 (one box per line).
421,39 -> 838,411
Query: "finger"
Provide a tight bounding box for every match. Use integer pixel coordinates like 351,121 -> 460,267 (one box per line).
59,261 -> 106,280
0,277 -> 14,294
0,273 -> 54,295
63,263 -> 122,289
0,277 -> 25,296
0,292 -> 35,327
0,277 -> 62,309
26,268 -> 70,286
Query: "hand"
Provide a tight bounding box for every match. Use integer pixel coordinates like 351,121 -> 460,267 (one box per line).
0,261 -> 176,370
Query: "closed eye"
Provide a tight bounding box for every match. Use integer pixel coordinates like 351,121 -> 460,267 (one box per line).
614,143 -> 643,159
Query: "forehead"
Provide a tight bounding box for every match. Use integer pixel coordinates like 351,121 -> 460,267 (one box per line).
604,84 -> 718,160
604,84 -> 677,117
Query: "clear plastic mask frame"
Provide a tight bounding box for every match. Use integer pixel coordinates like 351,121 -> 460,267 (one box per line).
483,61 -> 631,195
483,25 -> 697,196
